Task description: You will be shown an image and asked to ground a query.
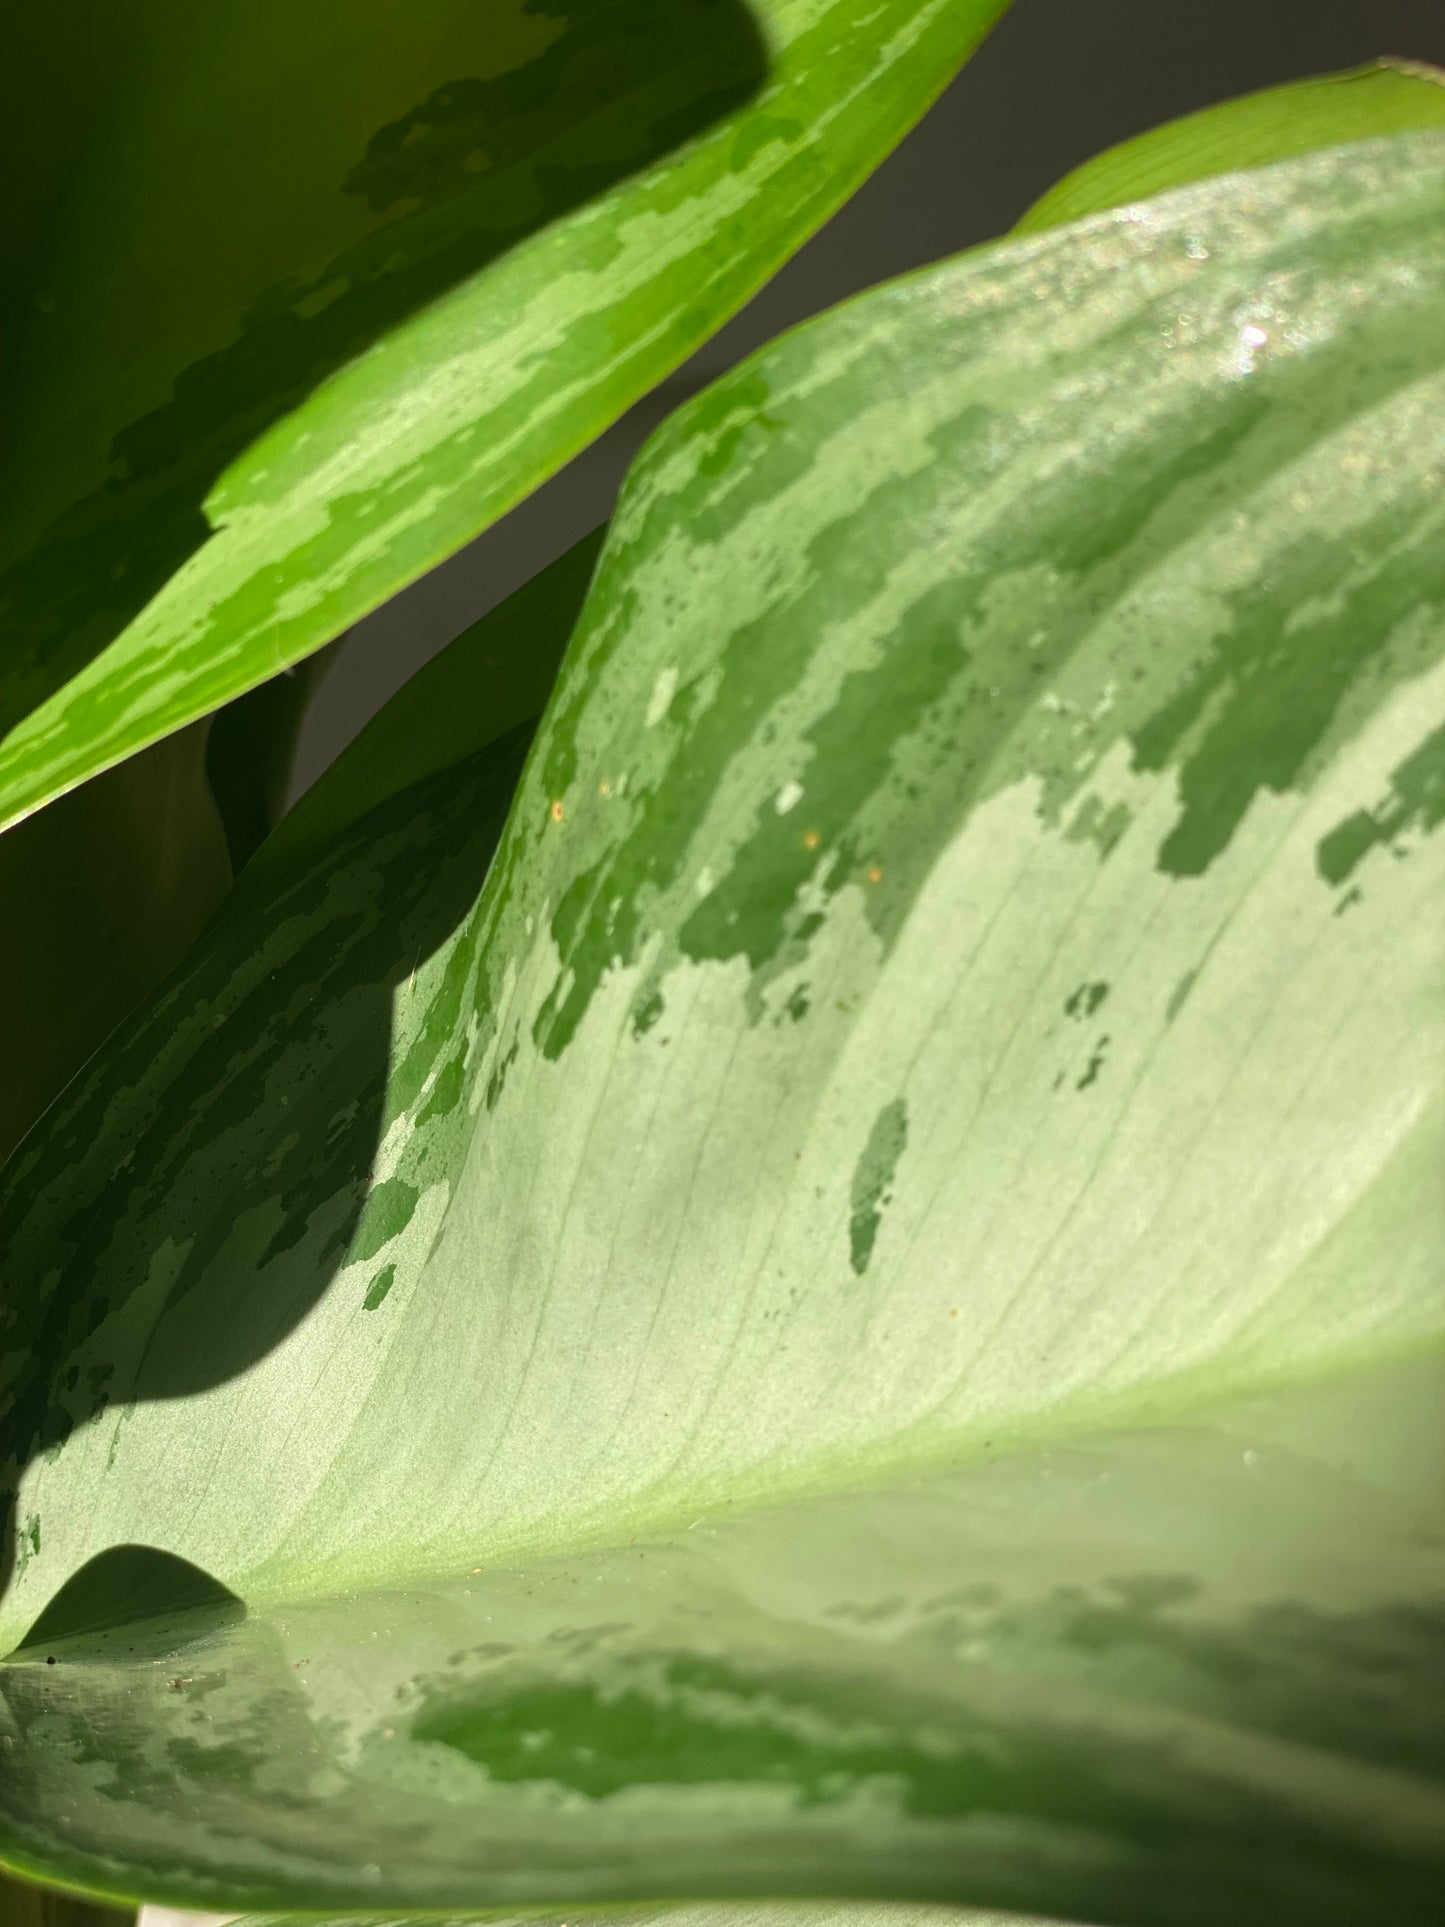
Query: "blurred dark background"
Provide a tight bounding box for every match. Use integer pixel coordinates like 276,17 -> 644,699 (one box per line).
289,0 -> 1445,792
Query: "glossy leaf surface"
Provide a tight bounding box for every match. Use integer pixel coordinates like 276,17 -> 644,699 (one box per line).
0,0 -> 1008,831
0,1868 -> 134,1927
3,134 -> 1444,1920
1016,56 -> 1445,232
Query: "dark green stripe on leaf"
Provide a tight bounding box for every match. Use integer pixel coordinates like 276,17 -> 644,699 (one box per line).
849,1099 -> 908,1276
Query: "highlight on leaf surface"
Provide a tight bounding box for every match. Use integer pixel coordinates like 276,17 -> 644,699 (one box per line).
2,132 -> 1443,1926
0,0 -> 1009,834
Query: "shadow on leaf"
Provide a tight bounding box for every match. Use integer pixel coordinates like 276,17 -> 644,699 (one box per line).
10,1546 -> 244,1661
0,725 -> 534,1623
0,0 -> 765,741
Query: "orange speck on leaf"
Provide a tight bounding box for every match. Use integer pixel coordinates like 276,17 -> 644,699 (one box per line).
949,1307 -> 958,1318
866,864 -> 884,884
549,798 -> 565,824
598,777 -> 612,797
803,829 -> 821,851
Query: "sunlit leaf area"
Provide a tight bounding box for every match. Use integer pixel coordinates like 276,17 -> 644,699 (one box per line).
2,7 -> 1442,1927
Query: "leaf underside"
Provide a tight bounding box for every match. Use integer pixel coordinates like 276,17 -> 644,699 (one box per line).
2,134 -> 1444,1921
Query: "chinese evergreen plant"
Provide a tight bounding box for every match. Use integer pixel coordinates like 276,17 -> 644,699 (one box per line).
1,9 -> 1443,1927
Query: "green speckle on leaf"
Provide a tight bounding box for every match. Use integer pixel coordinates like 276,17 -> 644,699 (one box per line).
1316,720 -> 1445,885
15,1512 -> 41,1577
484,1040 -> 519,1113
1334,883 -> 1365,917
416,1055 -> 465,1126
633,989 -> 665,1037
352,1178 -> 419,1263
1064,980 -> 1109,1020
363,1264 -> 397,1311
1066,795 -> 1132,858
1165,970 -> 1198,1023
849,1098 -> 908,1276
1075,1036 -> 1111,1092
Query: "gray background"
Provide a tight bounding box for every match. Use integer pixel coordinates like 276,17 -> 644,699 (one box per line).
150,0 -> 1443,1922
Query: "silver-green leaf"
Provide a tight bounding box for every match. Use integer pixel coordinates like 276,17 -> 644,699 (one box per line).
2,132 -> 1443,1922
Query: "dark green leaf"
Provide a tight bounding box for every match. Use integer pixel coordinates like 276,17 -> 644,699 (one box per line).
0,0 -> 1009,833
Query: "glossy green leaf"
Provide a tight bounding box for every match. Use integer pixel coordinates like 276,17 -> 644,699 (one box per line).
241,526 -> 605,895
1015,56 -> 1445,233
4,133 -> 1445,1922
0,0 -> 1008,835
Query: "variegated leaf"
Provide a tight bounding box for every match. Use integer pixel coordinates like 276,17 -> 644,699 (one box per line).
1016,54 -> 1445,232
2,134 -> 1443,1923
0,0 -> 1007,830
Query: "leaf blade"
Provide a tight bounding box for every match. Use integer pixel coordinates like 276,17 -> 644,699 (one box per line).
1014,56 -> 1445,233
3,1361 -> 1442,1920
238,526 -> 605,896
0,0 -> 1010,832
3,132 -> 1444,1918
